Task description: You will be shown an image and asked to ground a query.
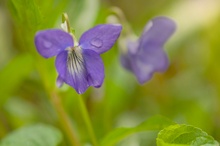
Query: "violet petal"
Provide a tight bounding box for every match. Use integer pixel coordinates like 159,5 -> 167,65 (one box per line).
55,51 -> 67,80
138,16 -> 176,50
79,24 -> 122,54
83,49 -> 104,88
120,54 -> 132,72
55,49 -> 104,94
35,29 -> 73,58
56,75 -> 64,88
55,50 -> 88,94
131,47 -> 169,84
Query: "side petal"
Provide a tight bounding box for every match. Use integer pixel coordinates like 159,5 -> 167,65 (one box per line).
55,51 -> 88,94
120,54 -> 132,72
120,40 -> 139,71
55,51 -> 67,80
35,29 -> 73,58
79,24 -> 122,54
83,49 -> 104,88
56,75 -> 64,88
139,16 -> 176,48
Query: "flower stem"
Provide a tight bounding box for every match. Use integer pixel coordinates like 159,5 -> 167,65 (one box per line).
50,91 -> 81,146
62,12 -> 79,46
62,13 -> 71,33
76,95 -> 98,146
109,7 -> 134,35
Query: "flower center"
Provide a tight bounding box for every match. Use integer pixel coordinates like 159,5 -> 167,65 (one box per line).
67,46 -> 84,75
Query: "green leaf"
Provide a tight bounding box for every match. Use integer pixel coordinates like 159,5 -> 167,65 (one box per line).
7,0 -> 67,53
8,0 -> 42,28
8,0 -> 67,29
0,54 -> 33,105
0,124 -> 63,146
100,115 -> 175,146
156,124 -> 219,146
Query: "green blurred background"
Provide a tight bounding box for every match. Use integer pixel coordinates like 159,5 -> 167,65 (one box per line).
0,0 -> 220,145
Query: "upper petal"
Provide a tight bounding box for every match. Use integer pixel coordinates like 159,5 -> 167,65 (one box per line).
139,16 -> 176,50
35,29 -> 73,58
79,24 -> 122,54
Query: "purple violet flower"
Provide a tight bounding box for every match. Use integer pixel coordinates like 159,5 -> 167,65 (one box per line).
120,16 -> 176,84
35,22 -> 122,94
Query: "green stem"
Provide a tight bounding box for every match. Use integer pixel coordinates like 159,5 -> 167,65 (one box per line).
76,95 -> 98,146
35,57 -> 80,146
50,91 -> 81,146
62,13 -> 71,32
109,6 -> 134,35
62,12 -> 79,46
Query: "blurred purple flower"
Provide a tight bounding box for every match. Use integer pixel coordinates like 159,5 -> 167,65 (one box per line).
120,17 -> 176,84
35,24 -> 122,94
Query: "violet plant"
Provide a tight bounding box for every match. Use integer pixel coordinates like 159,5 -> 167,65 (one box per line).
109,7 -> 176,84
1,1 -> 219,146
120,17 -> 176,84
33,13 -> 122,146
35,14 -> 122,94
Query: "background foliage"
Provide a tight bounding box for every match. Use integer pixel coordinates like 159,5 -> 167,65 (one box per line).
0,0 -> 220,145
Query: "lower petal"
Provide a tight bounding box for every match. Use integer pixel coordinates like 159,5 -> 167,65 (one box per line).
131,57 -> 155,84
55,51 -> 88,94
55,49 -> 104,94
139,47 -> 169,72
131,47 -> 169,84
65,69 -> 89,94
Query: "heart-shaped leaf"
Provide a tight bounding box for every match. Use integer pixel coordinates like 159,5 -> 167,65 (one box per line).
157,124 -> 219,146
0,124 -> 63,146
